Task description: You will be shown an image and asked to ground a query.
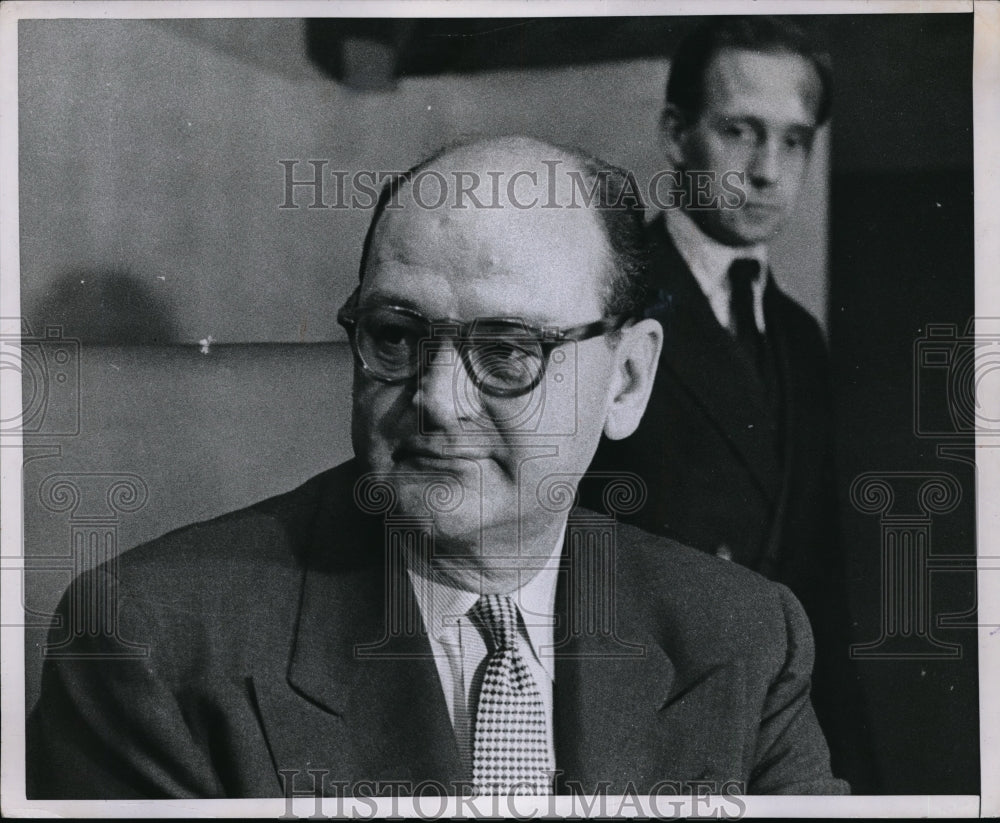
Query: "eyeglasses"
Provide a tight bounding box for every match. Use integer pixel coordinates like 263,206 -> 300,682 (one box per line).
337,288 -> 632,398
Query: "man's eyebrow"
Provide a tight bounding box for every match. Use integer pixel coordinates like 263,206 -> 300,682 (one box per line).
358,288 -> 564,325
357,289 -> 426,312
719,114 -> 817,132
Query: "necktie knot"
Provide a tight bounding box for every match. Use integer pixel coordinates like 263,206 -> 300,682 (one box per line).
470,594 -> 519,653
727,258 -> 761,341
728,257 -> 761,292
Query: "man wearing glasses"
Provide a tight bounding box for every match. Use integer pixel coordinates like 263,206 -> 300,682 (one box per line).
28,136 -> 846,799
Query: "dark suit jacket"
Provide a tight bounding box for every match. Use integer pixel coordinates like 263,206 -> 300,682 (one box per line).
28,460 -> 847,799
586,215 -> 873,789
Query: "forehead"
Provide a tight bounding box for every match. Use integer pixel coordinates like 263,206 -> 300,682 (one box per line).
362,169 -> 611,320
702,48 -> 822,126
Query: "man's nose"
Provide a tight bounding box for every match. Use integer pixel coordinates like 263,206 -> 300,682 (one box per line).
748,137 -> 781,187
414,343 -> 470,427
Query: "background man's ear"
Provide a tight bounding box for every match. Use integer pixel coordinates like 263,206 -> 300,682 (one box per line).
603,318 -> 664,441
659,104 -> 689,169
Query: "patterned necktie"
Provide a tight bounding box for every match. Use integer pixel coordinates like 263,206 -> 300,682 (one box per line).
469,594 -> 551,795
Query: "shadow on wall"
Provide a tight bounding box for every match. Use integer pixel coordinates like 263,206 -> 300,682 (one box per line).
34,270 -> 178,344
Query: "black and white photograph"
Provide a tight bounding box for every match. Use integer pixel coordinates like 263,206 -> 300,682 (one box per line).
1,0 -> 996,817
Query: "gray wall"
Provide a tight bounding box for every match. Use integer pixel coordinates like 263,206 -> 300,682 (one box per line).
22,342 -> 358,715
19,18 -> 829,344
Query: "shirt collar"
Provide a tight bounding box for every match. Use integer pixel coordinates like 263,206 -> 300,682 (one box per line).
405,535 -> 563,680
665,207 -> 769,299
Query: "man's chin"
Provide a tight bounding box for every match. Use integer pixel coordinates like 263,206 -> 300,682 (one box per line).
729,215 -> 786,246
392,476 -> 475,519
393,482 -> 533,550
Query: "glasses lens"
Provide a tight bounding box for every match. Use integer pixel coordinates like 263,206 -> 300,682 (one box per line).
464,321 -> 544,396
356,308 -> 426,379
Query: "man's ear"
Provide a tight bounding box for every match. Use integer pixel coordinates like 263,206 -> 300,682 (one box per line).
603,317 -> 664,441
659,104 -> 690,169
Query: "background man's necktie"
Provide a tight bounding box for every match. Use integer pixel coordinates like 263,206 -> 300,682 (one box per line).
728,257 -> 763,370
728,257 -> 782,446
469,594 -> 551,795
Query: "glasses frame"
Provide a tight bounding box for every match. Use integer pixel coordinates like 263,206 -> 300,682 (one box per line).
336,288 -> 633,398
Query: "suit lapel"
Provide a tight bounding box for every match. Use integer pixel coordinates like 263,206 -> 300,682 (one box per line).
759,283 -> 796,573
552,512 -> 744,793
648,216 -> 783,496
758,284 -> 828,573
552,626 -> 675,794
254,492 -> 464,792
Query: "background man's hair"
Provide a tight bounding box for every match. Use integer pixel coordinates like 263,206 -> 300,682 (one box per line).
357,137 -> 650,319
666,16 -> 833,126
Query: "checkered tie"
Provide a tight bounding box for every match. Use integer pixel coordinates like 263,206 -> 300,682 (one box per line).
469,594 -> 551,795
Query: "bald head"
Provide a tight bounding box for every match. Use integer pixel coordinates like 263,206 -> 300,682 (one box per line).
358,136 -> 649,319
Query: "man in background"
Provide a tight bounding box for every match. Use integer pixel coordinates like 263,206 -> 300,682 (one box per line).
587,17 -> 875,790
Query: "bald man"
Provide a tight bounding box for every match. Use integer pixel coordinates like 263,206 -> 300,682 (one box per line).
28,137 -> 847,799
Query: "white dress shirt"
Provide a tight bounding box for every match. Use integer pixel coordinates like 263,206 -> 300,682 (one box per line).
665,207 -> 769,334
405,539 -> 562,771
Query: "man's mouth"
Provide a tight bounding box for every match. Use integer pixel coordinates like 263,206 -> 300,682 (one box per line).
393,444 -> 486,466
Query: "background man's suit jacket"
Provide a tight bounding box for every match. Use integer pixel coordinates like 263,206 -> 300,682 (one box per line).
586,214 -> 873,789
28,460 -> 847,799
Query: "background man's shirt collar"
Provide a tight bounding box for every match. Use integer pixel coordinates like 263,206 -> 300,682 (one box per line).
664,207 -> 769,333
